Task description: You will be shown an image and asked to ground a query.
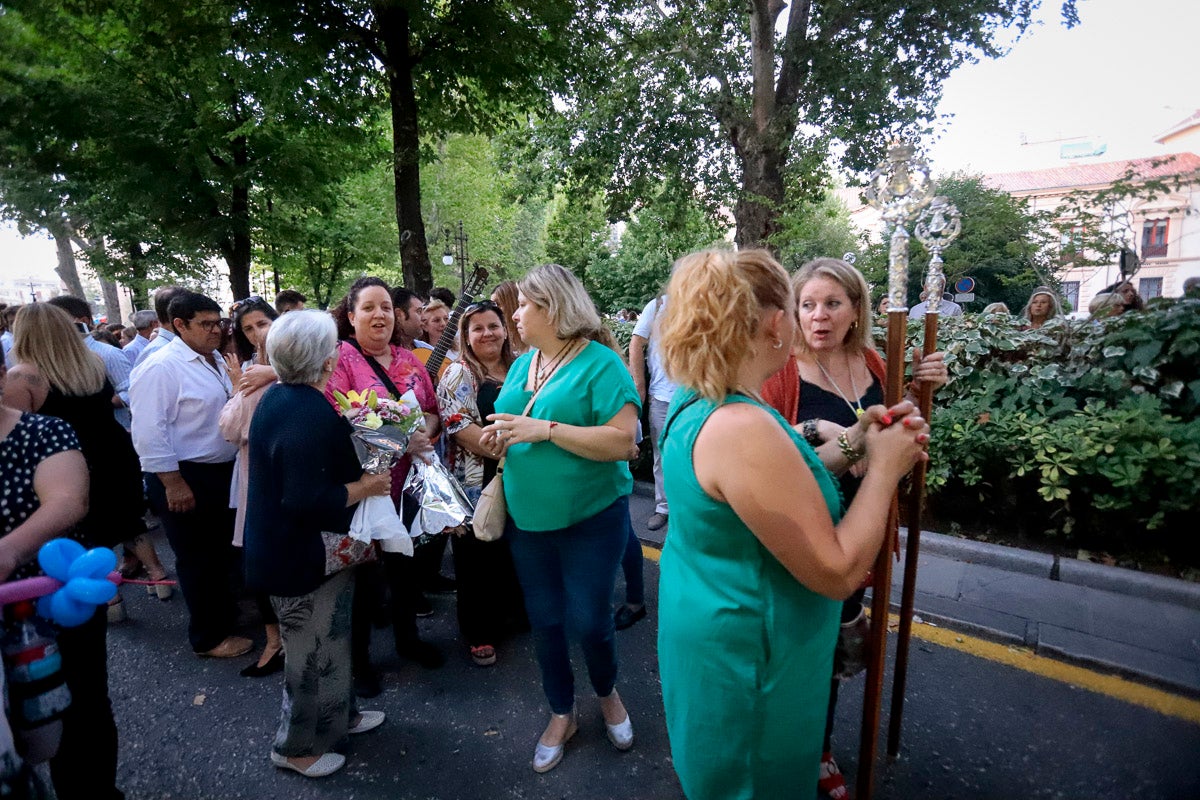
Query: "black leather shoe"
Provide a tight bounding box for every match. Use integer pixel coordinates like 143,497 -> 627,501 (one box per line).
354,669 -> 383,698
240,649 -> 285,678
614,604 -> 648,631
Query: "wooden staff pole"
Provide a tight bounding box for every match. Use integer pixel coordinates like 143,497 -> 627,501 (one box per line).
887,198 -> 959,759
856,310 -> 907,799
858,141 -> 932,799
887,312 -> 936,758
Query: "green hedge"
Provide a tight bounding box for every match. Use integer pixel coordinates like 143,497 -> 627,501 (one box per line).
890,299 -> 1200,562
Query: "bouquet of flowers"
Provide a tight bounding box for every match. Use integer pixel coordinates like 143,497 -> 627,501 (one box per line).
332,388 -> 428,555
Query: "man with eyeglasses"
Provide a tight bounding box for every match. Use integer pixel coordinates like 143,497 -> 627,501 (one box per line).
130,290 -> 250,659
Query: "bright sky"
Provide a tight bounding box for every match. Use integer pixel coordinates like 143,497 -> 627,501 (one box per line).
927,0 -> 1199,175
3,0 -> 1198,284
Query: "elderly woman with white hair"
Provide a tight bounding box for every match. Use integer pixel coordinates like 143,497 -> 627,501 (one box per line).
479,264 -> 641,773
243,310 -> 392,779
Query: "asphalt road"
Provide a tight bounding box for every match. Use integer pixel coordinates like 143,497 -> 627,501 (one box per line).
105,502 -> 1200,800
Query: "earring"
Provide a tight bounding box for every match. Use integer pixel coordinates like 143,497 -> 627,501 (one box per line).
771,339 -> 783,350
850,321 -> 858,331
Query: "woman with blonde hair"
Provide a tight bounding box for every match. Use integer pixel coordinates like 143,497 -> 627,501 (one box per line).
761,256 -> 946,798
656,249 -> 930,800
1020,286 -> 1062,329
1,302 -> 137,798
490,280 -> 527,354
478,263 -> 640,773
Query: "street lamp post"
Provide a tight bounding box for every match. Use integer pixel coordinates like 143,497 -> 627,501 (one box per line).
443,222 -> 468,294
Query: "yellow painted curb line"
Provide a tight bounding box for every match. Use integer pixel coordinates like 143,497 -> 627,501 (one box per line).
640,543 -> 1199,724
890,613 -> 1200,726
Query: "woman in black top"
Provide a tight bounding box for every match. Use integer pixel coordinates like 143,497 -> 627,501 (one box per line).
243,310 -> 391,779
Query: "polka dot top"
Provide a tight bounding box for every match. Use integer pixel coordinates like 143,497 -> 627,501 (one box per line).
1,413 -> 82,580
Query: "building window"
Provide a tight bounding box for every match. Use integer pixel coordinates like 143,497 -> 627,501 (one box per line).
1139,277 -> 1163,300
1061,281 -> 1080,312
1059,225 -> 1084,264
1141,219 -> 1168,258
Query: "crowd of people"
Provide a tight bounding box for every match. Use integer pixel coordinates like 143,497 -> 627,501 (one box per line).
0,247 -> 1037,800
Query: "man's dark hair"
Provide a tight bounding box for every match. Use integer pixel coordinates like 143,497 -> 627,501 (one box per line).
430,287 -> 455,307
390,287 -> 423,319
274,289 -> 307,313
47,295 -> 93,322
153,285 -> 187,326
167,291 -> 221,325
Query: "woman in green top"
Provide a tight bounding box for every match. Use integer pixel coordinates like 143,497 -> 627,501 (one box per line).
480,264 -> 641,774
655,249 -> 929,799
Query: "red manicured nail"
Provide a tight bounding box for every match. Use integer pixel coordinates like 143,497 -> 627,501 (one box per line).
917,433 -> 930,444
880,414 -> 893,426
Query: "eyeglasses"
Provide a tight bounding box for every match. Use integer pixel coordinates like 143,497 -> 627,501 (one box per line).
192,319 -> 223,332
230,295 -> 265,314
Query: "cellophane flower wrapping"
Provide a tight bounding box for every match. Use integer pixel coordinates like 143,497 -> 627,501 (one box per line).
332,388 -> 428,555
403,459 -> 475,537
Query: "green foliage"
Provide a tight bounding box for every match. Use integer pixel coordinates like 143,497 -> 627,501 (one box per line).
771,187 -> 863,271
544,190 -> 611,289
918,300 -> 1200,559
858,173 -> 1053,311
588,182 -> 726,313
420,134 -> 549,287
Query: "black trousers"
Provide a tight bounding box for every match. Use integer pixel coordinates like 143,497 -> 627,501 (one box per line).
50,607 -> 122,800
450,532 -> 525,648
145,461 -> 239,653
352,496 -> 426,672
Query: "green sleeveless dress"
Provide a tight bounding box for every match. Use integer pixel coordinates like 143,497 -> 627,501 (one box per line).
658,392 -> 842,799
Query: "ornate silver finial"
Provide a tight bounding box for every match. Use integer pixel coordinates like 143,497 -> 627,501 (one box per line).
865,142 -> 934,312
842,252 -> 857,264
914,196 -> 962,315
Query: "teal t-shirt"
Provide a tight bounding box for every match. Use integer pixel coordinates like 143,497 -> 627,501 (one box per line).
493,340 -> 641,531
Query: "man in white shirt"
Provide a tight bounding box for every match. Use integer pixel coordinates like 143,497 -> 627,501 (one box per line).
908,291 -> 964,319
130,290 -> 250,659
134,285 -> 187,367
630,293 -> 678,531
47,296 -> 133,429
122,309 -> 159,365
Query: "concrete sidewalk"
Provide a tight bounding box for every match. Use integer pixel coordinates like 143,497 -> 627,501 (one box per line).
629,482 -> 1200,698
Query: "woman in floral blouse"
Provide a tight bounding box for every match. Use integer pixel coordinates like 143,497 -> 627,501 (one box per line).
436,300 -> 525,666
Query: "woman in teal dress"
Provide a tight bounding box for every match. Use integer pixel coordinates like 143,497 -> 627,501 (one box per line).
654,249 -> 929,799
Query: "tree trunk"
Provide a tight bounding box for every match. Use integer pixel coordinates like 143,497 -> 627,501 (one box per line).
127,242 -> 150,309
734,132 -> 787,252
376,3 -> 433,293
223,134 -> 253,300
48,225 -> 86,298
99,276 -> 124,324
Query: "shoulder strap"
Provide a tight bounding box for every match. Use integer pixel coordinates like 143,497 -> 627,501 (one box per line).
659,394 -> 701,446
345,338 -> 403,400
493,356 -> 557,471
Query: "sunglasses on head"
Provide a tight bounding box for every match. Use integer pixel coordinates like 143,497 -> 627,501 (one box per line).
230,295 -> 265,314
463,300 -> 501,316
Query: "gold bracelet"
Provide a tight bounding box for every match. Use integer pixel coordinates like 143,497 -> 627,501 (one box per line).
837,429 -> 865,463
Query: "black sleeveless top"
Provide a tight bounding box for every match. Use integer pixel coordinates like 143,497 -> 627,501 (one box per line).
39,381 -> 144,546
798,375 -> 884,505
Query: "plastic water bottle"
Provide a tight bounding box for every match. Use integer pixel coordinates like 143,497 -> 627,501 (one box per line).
2,601 -> 71,762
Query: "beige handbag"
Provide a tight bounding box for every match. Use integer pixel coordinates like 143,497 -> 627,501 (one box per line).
472,385 -> 544,542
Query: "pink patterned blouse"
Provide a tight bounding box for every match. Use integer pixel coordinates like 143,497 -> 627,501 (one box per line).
324,339 -> 438,501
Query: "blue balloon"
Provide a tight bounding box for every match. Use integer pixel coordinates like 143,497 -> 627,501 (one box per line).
67,547 -> 116,581
33,539 -> 120,627
64,577 -> 117,605
38,539 -> 86,582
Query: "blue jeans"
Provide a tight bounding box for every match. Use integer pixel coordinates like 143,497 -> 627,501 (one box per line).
507,497 -> 629,714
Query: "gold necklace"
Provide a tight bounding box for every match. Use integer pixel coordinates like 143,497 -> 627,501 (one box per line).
815,353 -> 864,418
533,339 -> 576,394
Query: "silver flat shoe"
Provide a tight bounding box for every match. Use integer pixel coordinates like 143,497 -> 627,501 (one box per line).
532,712 -> 578,773
270,750 -> 346,778
348,710 -> 385,735
605,714 -> 634,751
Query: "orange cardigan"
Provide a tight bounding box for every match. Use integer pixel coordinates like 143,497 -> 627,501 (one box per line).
761,349 -> 888,424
